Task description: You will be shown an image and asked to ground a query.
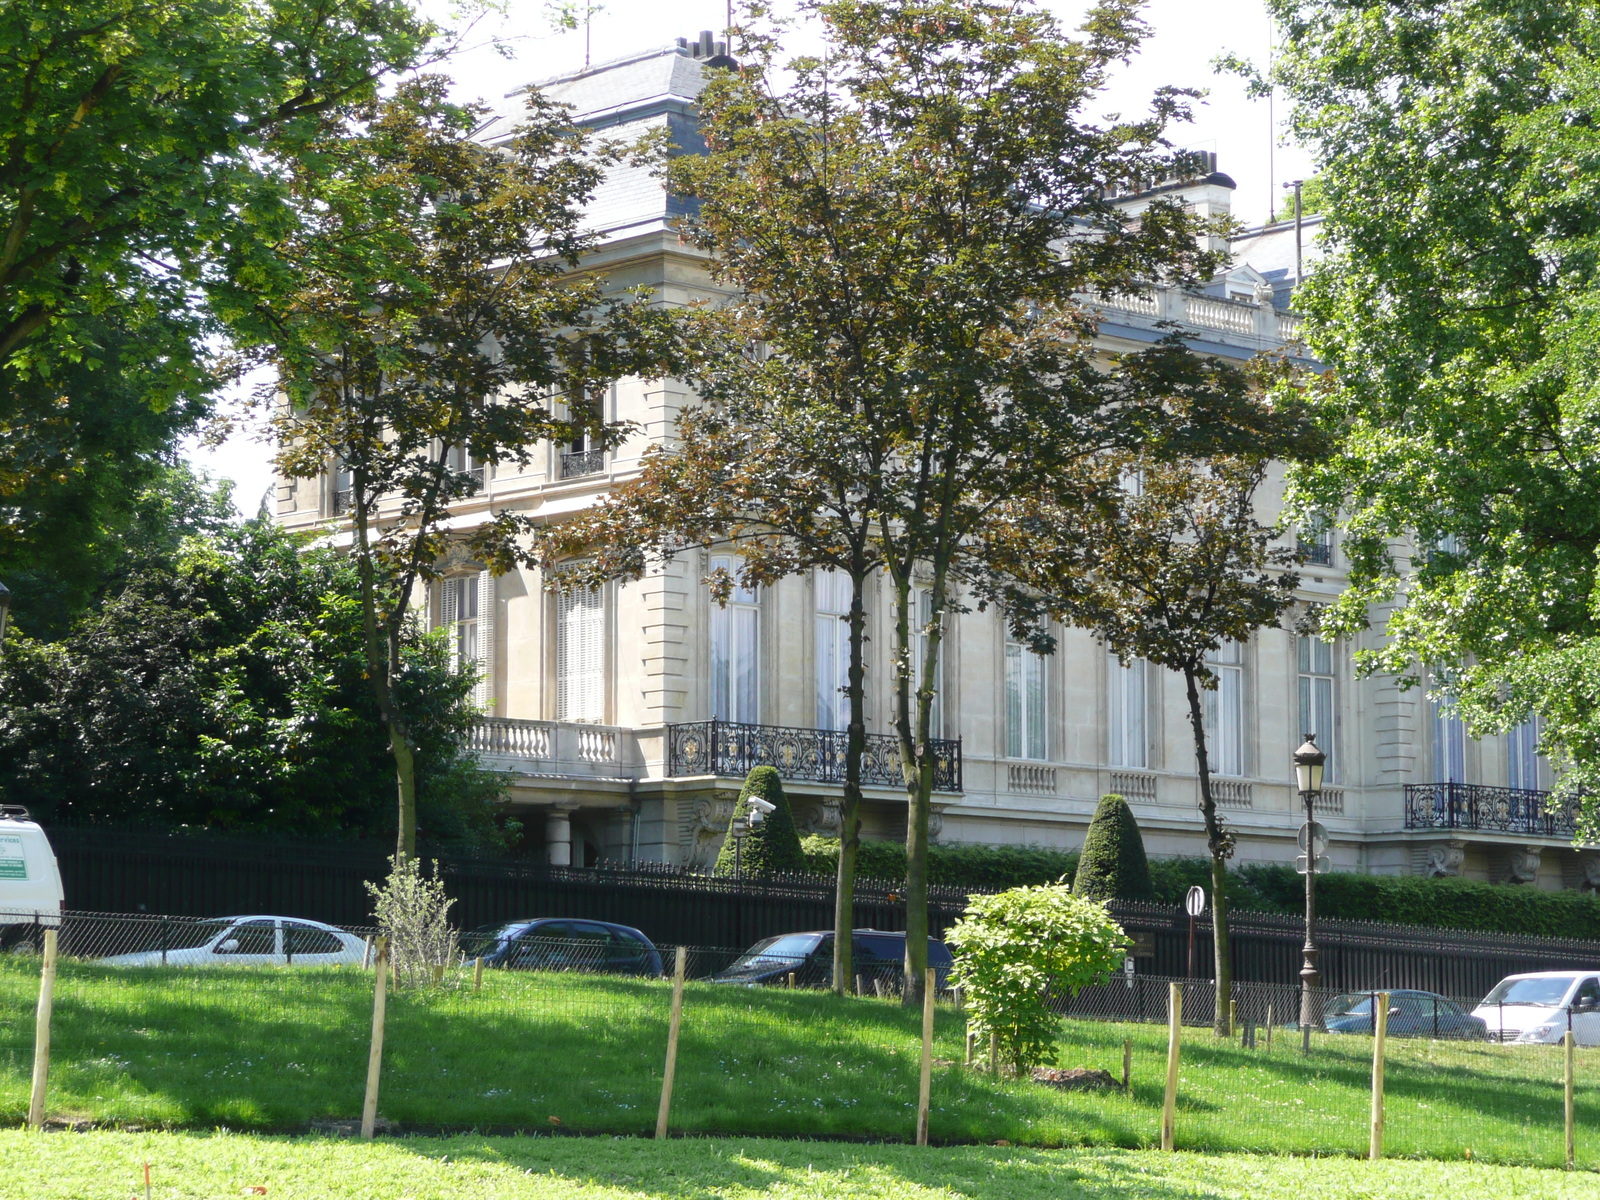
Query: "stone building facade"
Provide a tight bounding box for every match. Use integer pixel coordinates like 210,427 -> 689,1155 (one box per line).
274,33 -> 1597,890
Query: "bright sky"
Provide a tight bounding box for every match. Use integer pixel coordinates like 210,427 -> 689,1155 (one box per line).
187,0 -> 1313,512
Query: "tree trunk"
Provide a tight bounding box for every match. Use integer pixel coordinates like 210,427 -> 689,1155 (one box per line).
390,724 -> 419,862
1182,664 -> 1232,1037
832,565 -> 869,996
895,566 -> 945,1009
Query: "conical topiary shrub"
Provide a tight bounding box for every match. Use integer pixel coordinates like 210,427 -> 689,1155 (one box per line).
1072,793 -> 1154,902
714,766 -> 806,877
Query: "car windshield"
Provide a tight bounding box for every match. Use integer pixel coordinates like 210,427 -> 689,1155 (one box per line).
1482,977 -> 1575,1007
725,934 -> 821,971
162,919 -> 235,952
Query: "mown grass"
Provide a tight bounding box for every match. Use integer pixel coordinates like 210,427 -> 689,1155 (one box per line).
0,959 -> 1595,1169
2,1131 -> 1595,1200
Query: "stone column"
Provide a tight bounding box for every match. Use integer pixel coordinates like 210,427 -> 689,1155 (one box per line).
546,806 -> 575,867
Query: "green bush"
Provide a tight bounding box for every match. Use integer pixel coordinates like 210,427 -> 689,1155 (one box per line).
946,885 -> 1129,1073
714,767 -> 806,877
1072,794 -> 1153,901
800,834 -> 1080,889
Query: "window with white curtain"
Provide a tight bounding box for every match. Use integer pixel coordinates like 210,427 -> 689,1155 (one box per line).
1108,655 -> 1147,768
440,572 -> 494,709
912,587 -> 943,738
1297,635 -> 1336,783
1204,640 -> 1244,777
1432,695 -> 1467,784
1508,718 -> 1541,791
815,568 -> 850,731
556,584 -> 604,723
709,555 -> 760,723
1005,623 -> 1046,760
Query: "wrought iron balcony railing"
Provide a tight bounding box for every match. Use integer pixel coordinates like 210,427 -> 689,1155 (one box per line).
561,448 -> 605,479
1404,782 -> 1581,838
667,720 -> 962,793
1298,539 -> 1334,566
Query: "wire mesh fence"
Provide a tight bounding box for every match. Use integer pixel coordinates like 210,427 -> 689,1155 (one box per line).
2,909 -> 1597,1168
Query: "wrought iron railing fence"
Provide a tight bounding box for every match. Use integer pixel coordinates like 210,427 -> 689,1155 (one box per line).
666,720 -> 962,792
1404,782 -> 1581,838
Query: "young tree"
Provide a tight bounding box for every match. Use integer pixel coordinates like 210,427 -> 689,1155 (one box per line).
1252,1 -> 1600,839
263,79 -> 683,861
664,0 -> 1227,1006
997,439 -> 1309,1035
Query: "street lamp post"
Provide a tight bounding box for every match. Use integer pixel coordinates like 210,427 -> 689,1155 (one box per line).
1293,734 -> 1327,1051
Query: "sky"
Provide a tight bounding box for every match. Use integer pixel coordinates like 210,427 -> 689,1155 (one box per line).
186,0 -> 1315,512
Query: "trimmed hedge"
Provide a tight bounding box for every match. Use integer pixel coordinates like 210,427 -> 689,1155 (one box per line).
1072,794 -> 1153,901
714,767 -> 806,877
800,835 -> 1600,939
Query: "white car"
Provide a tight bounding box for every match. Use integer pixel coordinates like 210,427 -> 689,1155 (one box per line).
1472,971 -> 1600,1045
97,916 -> 366,968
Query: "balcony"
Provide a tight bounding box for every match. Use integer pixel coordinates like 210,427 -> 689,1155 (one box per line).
667,720 -> 962,792
560,448 -> 605,479
1298,539 -> 1334,566
1404,782 -> 1580,839
468,717 -> 634,779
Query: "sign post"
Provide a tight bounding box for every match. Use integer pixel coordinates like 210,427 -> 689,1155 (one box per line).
1184,886 -> 1206,979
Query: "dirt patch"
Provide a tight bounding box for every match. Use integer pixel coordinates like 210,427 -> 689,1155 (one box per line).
1029,1067 -> 1119,1091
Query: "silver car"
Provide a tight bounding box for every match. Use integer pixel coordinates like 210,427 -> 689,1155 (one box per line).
97,915 -> 366,967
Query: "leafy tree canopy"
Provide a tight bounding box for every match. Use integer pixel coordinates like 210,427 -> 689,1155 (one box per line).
0,517 -> 506,850
1264,0 -> 1600,834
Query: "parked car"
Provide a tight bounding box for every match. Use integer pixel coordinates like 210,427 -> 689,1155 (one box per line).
1324,989 -> 1488,1040
1472,971 -> 1600,1045
708,929 -> 953,991
464,918 -> 663,976
97,916 -> 366,967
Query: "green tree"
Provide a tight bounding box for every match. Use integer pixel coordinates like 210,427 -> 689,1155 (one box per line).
946,884 -> 1129,1074
995,432 -> 1313,1035
666,0 -> 1226,1007
713,766 -> 806,878
1259,0 -> 1600,836
262,79 -> 684,861
0,0 -> 435,386
1073,794 -> 1154,902
0,518 -> 504,847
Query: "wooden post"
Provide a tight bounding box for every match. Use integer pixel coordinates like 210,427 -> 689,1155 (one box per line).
360,937 -> 389,1140
655,946 -> 687,1140
916,967 -> 935,1146
27,928 -> 58,1129
1122,1038 -> 1132,1090
1566,1029 -> 1577,1171
1265,1005 -> 1273,1053
431,962 -> 444,986
473,956 -> 484,991
854,975 -> 862,996
361,935 -> 373,969
1228,999 -> 1237,1037
1161,982 -> 1182,1152
988,1030 -> 998,1077
1369,990 -> 1389,1161
787,971 -> 795,989
965,1023 -> 975,1068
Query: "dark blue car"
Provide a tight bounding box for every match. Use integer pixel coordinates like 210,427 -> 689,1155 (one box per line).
708,929 -> 953,992
464,918 -> 663,977
1324,989 -> 1487,1040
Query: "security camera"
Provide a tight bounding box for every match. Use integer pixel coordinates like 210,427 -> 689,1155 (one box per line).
746,796 -> 777,815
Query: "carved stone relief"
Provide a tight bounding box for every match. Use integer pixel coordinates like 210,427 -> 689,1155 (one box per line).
683,791 -> 736,872
1506,844 -> 1543,885
1582,855 -> 1600,892
1423,840 -> 1465,879
794,800 -> 842,838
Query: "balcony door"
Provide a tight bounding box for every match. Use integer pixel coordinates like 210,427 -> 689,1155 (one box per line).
815,569 -> 850,731
710,554 -> 760,724
440,572 -> 493,709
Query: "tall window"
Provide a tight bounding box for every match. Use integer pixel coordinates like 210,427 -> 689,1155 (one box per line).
1108,655 -> 1147,768
815,569 -> 850,731
556,584 -> 604,723
1205,640 -> 1245,777
1508,718 -> 1541,791
441,572 -> 493,708
912,587 -> 943,738
709,555 -> 760,723
1432,696 -> 1466,784
1005,623 -> 1046,760
1297,635 -> 1336,782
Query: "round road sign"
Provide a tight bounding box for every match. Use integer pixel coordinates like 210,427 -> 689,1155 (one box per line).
1185,885 -> 1207,917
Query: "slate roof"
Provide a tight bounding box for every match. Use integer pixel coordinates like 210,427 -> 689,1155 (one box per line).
1231,215 -> 1328,308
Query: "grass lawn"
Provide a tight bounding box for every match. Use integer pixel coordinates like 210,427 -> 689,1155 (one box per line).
1,960 -> 1595,1169
0,1131 -> 1595,1200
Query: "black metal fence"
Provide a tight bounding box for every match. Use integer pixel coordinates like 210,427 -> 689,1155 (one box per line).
666,719 -> 962,791
41,825 -> 1600,1000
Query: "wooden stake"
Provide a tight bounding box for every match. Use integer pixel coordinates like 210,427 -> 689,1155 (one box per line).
360,936 -> 389,1140
655,946 -> 687,1139
27,928 -> 58,1129
1228,999 -> 1237,1037
787,971 -> 795,989
1161,982 -> 1182,1152
1566,1029 -> 1577,1171
1123,1038 -> 1132,1090
473,956 -> 484,991
1369,990 -> 1389,1161
988,1030 -> 998,1077
916,967 -> 935,1146
1265,1005 -> 1273,1053
361,935 -> 373,969
965,1023 -> 975,1068
431,962 -> 444,986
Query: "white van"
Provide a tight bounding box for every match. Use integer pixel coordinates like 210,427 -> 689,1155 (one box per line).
1472,971 -> 1600,1045
0,807 -> 63,929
